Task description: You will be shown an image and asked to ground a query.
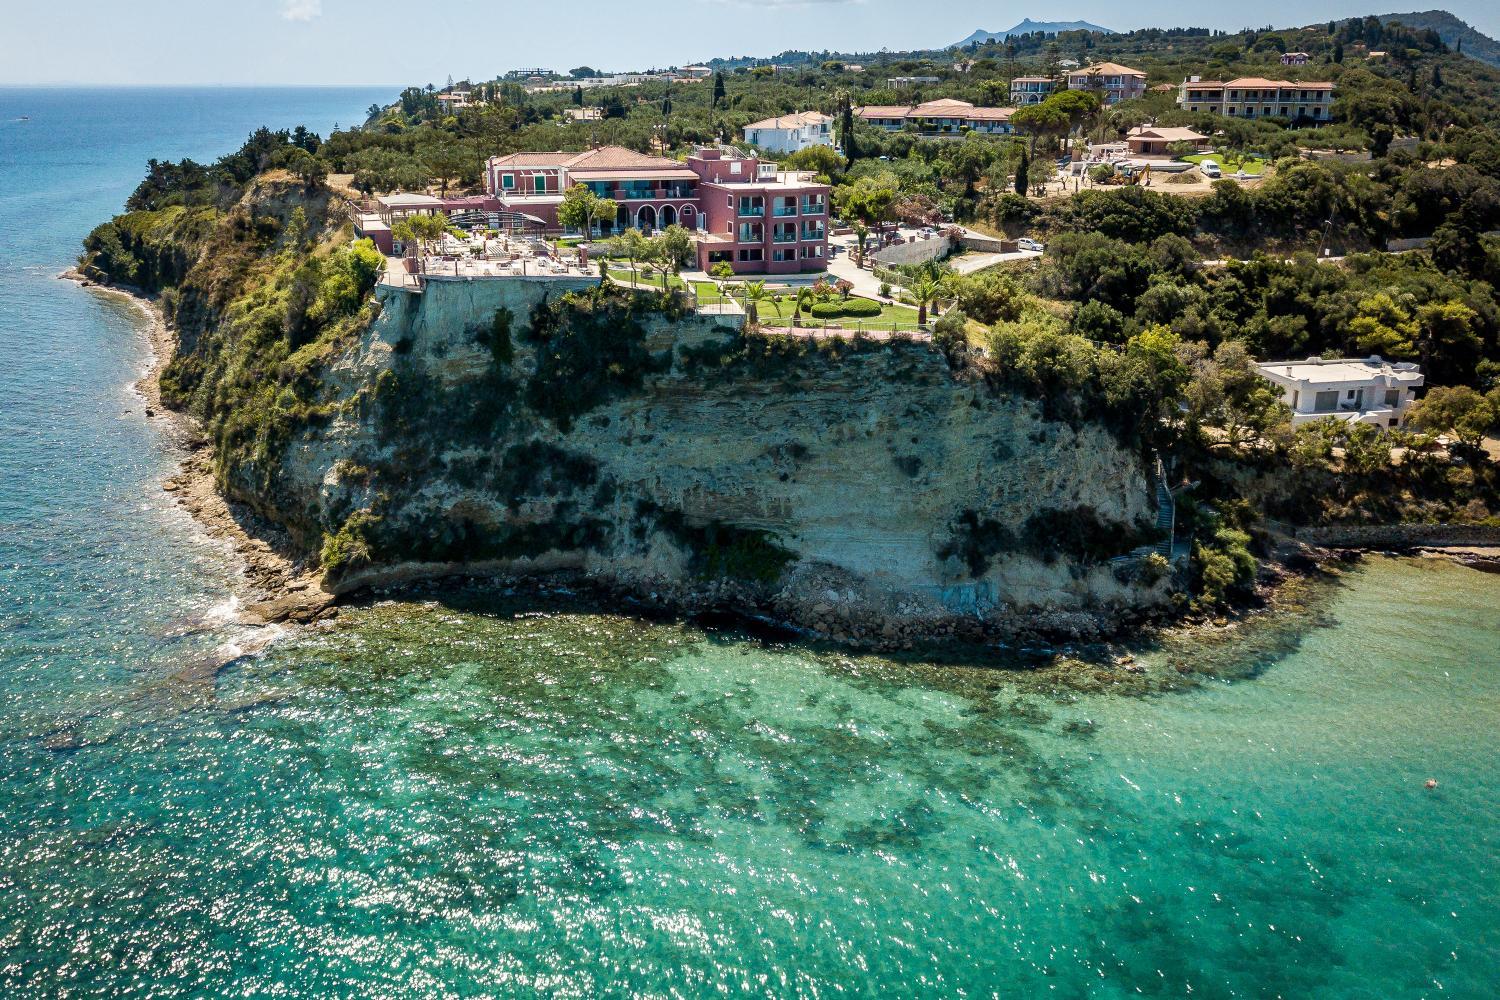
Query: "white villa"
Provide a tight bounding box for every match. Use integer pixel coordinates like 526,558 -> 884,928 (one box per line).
1257,356 -> 1424,428
743,111 -> 834,154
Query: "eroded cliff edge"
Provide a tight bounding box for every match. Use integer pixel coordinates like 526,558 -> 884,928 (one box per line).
82,176 -> 1174,646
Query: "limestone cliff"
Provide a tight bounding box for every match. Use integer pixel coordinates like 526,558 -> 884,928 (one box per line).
81,176 -> 1172,645
284,277 -> 1169,642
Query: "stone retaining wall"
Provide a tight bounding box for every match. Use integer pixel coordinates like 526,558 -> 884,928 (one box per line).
871,235 -> 954,267
958,234 -> 1012,253
1296,523 -> 1500,548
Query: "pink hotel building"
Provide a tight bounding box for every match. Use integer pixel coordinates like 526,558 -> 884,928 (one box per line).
483,145 -> 828,275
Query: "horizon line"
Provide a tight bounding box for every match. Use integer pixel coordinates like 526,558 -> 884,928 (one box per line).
0,82 -> 402,90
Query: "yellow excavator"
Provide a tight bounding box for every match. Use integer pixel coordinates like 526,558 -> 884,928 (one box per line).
1099,163 -> 1151,186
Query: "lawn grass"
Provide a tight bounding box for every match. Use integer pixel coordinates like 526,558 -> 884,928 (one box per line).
1181,152 -> 1267,175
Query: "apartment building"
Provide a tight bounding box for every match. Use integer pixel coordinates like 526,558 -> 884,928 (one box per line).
1009,76 -> 1061,106
856,98 -> 1016,137
484,146 -> 703,234
691,146 -> 828,275
1177,77 -> 1335,120
1065,62 -> 1147,105
743,111 -> 834,154
480,145 -> 828,274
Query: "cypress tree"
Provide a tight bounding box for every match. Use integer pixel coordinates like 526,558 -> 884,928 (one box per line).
1015,147 -> 1030,196
713,71 -> 726,108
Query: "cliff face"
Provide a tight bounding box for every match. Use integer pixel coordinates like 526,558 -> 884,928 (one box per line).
84,177 -> 1171,644
275,276 -> 1168,641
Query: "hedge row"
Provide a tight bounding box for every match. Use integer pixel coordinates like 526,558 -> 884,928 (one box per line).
807,298 -> 883,319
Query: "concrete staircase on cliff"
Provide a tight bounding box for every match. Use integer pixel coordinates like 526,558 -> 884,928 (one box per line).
1152,457 -> 1175,557
1113,456 -> 1176,564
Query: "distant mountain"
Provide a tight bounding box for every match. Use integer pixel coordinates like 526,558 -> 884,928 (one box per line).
954,18 -> 1114,48
1380,10 -> 1500,67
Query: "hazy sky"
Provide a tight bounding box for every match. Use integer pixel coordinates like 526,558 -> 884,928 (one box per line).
2,1 -> 1497,87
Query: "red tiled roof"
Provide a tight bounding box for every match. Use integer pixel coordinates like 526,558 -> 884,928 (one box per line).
569,168 -> 699,181
911,98 -> 975,115
486,145 -> 683,170
743,111 -> 833,130
1223,77 -> 1335,90
963,106 -> 1015,121
1069,62 -> 1146,78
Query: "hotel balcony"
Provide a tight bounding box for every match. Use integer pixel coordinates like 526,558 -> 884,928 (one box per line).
773,204 -> 798,217
801,199 -> 825,215
611,185 -> 697,200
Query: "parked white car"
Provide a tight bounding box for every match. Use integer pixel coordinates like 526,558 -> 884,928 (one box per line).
1017,238 -> 1045,253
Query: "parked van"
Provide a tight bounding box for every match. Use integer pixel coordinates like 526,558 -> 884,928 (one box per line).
1200,160 -> 1222,179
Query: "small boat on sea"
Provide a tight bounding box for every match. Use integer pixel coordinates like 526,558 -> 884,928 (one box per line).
18,116 -> 30,122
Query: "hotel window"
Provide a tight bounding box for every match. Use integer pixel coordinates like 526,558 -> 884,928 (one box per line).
501,174 -> 515,190
737,248 -> 763,262
534,175 -> 546,193
1384,389 -> 1400,406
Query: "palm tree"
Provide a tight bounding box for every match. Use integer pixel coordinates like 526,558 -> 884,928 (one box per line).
911,276 -> 944,327
791,286 -> 814,327
741,280 -> 768,326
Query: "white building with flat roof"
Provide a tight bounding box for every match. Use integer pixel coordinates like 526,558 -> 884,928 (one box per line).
1256,356 -> 1424,428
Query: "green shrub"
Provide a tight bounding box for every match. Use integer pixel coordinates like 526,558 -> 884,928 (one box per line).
321,510 -> 379,578
809,299 -> 881,319
1192,527 -> 1257,607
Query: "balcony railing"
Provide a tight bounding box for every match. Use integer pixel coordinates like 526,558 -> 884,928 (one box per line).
801,201 -> 825,215
739,206 -> 765,217
738,227 -> 763,242
773,205 -> 798,217
615,186 -> 696,200
801,229 -> 825,242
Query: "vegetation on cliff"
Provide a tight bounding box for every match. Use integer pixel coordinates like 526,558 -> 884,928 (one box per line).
75,13 -> 1500,625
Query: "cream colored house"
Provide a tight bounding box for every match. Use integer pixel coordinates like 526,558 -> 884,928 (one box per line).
743,111 -> 834,154
1178,77 -> 1334,121
1257,356 -> 1424,428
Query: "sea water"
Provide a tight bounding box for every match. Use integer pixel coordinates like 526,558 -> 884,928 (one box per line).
1,88 -> 1497,998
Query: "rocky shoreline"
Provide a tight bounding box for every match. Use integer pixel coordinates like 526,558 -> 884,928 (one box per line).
63,270 -> 336,628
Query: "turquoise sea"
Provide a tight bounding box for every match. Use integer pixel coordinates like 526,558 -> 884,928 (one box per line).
2,88 -> 1499,998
